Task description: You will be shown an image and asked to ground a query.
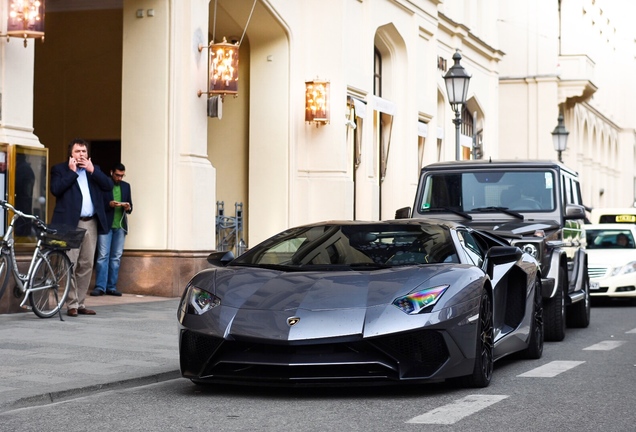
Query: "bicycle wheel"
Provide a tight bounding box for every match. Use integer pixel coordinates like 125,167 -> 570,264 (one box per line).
29,250 -> 72,318
0,252 -> 10,302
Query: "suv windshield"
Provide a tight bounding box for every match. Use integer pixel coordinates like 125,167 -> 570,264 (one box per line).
418,170 -> 556,214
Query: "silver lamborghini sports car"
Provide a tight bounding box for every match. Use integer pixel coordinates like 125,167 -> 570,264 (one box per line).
178,219 -> 543,388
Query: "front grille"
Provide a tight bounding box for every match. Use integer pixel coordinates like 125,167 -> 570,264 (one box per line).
200,339 -> 400,382
193,330 -> 449,383
588,267 -> 608,279
180,330 -> 223,376
371,330 -> 449,375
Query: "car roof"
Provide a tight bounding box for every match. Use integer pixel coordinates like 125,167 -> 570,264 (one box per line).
421,159 -> 579,176
300,218 -> 463,230
585,224 -> 636,231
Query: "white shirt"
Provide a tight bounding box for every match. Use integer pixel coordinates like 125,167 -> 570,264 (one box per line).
77,168 -> 95,217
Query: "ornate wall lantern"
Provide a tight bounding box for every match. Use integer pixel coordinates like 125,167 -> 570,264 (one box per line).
305,80 -> 330,126
198,0 -> 257,117
208,37 -> 239,96
4,0 -> 45,47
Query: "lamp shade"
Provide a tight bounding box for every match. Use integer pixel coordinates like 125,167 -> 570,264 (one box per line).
305,80 -> 330,124
208,38 -> 239,96
7,0 -> 45,40
551,113 -> 569,152
443,50 -> 471,112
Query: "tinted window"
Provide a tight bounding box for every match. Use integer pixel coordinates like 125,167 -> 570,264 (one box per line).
231,223 -> 457,268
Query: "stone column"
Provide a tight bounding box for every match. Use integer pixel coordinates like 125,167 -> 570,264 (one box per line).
0,31 -> 42,147
120,0 -> 216,296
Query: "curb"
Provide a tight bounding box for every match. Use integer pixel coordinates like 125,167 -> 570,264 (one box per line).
0,370 -> 181,414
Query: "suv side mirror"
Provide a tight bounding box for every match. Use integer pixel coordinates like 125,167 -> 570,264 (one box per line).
395,207 -> 411,219
564,204 -> 586,220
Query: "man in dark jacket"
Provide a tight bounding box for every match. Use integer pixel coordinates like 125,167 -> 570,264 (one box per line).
91,163 -> 133,296
50,138 -> 113,317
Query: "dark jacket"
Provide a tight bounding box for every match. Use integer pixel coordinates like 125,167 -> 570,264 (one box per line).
103,180 -> 133,233
50,162 -> 113,235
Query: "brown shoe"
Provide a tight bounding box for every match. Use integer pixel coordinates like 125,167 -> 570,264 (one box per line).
67,308 -> 78,317
78,308 -> 96,315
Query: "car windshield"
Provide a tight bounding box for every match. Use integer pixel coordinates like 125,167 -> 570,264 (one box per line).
230,223 -> 459,269
586,229 -> 636,249
417,170 -> 556,214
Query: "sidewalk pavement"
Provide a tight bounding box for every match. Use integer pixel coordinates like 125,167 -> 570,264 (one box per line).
0,294 -> 182,413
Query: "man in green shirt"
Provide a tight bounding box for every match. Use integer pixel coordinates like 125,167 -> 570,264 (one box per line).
90,163 -> 133,296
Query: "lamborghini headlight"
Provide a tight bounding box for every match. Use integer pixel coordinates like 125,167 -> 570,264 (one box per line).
610,261 -> 636,277
187,285 -> 221,315
392,284 -> 449,315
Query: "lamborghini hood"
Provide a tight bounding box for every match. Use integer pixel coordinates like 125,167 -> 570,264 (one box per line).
187,265 -> 481,341
211,265 -> 453,311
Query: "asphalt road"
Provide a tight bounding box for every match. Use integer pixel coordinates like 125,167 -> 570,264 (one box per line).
0,299 -> 634,432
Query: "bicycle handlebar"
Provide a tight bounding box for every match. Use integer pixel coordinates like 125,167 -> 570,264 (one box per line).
0,199 -> 56,234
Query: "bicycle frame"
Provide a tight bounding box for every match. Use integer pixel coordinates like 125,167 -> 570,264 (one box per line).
1,211 -> 61,309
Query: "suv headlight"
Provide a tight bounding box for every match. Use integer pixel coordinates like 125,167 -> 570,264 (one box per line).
520,243 -> 538,258
512,240 -> 542,261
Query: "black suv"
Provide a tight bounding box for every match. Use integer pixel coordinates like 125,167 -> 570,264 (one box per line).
398,160 -> 590,341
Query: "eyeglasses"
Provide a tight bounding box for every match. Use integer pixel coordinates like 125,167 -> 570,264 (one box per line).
112,173 -> 125,178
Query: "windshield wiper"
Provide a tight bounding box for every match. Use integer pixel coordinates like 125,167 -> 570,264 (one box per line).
471,206 -> 524,220
423,207 -> 473,220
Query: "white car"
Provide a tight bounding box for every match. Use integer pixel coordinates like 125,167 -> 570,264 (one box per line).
585,224 -> 636,298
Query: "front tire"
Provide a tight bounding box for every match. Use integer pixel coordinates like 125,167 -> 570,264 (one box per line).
459,290 -> 493,388
567,270 -> 591,328
29,250 -> 72,318
0,252 -> 10,302
544,266 -> 566,342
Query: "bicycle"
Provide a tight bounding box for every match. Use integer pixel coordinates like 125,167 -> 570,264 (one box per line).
0,200 -> 82,319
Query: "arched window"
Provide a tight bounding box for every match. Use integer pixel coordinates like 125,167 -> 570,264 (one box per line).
461,106 -> 473,137
374,47 -> 382,97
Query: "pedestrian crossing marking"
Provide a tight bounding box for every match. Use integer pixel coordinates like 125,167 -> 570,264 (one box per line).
517,360 -> 585,377
583,340 -> 626,351
406,395 -> 508,424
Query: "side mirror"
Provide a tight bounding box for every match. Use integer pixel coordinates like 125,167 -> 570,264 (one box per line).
485,246 -> 522,265
483,246 -> 523,276
564,204 -> 586,220
395,206 -> 411,219
207,250 -> 235,266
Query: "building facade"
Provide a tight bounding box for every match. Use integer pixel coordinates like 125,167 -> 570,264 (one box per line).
0,0 -> 634,306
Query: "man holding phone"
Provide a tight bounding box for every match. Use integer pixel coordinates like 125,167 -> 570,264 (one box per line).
50,138 -> 113,316
91,163 -> 133,297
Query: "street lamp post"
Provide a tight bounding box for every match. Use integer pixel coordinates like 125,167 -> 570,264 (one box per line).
551,113 -> 569,162
443,50 -> 471,161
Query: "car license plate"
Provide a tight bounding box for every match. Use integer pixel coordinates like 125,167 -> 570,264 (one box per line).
590,281 -> 600,291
